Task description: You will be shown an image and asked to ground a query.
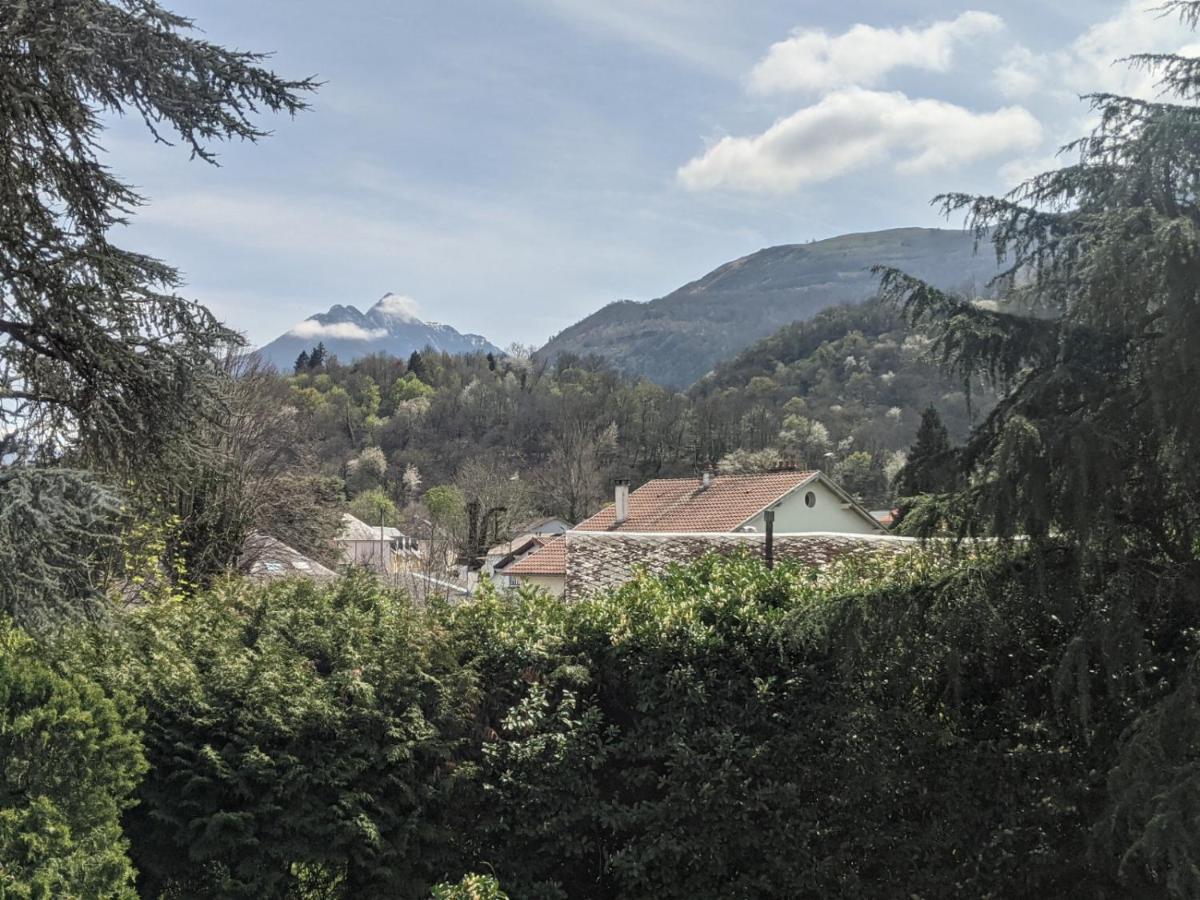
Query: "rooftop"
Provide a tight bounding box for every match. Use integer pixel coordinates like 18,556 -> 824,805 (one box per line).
575,471 -> 818,533
503,535 -> 566,576
239,532 -> 339,582
338,513 -> 402,542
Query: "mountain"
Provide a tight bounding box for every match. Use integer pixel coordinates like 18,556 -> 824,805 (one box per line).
536,227 -> 1003,388
256,293 -> 501,371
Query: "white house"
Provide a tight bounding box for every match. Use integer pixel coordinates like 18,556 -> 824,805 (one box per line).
335,513 -> 419,574
501,469 -> 886,597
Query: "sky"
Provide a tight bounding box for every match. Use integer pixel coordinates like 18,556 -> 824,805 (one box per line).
106,0 -> 1200,349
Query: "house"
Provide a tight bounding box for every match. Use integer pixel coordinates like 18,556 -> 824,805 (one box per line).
482,533 -> 547,583
335,513 -> 419,574
514,516 -> 572,537
239,532 -> 339,583
501,470 -> 886,597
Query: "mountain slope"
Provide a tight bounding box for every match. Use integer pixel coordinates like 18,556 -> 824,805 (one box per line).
257,293 -> 500,371
537,227 -> 1001,388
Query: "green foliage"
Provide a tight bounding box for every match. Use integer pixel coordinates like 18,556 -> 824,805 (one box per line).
348,486 -> 399,527
0,0 -> 313,465
0,619 -> 146,898
30,541 -> 1198,898
68,575 -> 475,898
432,873 -> 509,900
445,550 -> 1200,898
0,468 -> 122,631
275,301 -> 977,523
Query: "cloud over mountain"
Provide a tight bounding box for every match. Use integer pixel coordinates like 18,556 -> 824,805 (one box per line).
288,320 -> 388,341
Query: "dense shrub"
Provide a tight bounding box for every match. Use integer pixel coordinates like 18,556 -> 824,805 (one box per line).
450,549 -> 1200,898
0,619 -> 145,898
52,549 -> 1200,898
67,573 -> 476,898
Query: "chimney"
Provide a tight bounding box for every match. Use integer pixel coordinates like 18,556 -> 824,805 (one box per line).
614,479 -> 630,526
764,508 -> 775,570
701,467 -> 713,489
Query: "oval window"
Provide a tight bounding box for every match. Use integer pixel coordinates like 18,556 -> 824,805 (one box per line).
804,491 -> 817,508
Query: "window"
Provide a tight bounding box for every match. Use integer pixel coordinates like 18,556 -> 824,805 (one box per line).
804,491 -> 817,508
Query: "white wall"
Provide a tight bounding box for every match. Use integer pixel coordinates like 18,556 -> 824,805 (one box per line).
744,479 -> 880,534
519,574 -> 566,597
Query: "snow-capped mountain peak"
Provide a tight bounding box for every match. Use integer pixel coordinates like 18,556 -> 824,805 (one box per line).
256,295 -> 500,370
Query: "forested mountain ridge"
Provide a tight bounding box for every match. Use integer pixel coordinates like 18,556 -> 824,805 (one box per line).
536,227 -> 1003,387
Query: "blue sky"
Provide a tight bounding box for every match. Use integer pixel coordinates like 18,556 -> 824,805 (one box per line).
107,1 -> 1198,349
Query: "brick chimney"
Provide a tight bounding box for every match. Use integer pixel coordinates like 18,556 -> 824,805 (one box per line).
614,479 -> 630,526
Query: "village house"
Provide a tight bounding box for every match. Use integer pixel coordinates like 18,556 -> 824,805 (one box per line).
501,470 -> 889,598
335,512 -> 420,574
239,531 -> 339,583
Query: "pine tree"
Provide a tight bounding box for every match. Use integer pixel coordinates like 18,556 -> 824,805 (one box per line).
876,5 -> 1200,887
877,4 -> 1200,557
894,405 -> 957,497
408,350 -> 427,382
0,1 -> 314,465
294,350 -> 310,374
308,342 -> 328,370
0,1 -> 314,624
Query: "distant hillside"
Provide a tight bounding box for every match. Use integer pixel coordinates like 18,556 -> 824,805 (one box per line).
691,298 -> 997,449
537,227 -> 1001,388
257,293 -> 500,371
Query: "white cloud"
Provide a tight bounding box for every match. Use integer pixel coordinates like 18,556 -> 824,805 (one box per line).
996,1 -> 1200,100
678,88 -> 1042,193
374,293 -> 421,321
287,320 -> 387,341
750,11 -> 1004,95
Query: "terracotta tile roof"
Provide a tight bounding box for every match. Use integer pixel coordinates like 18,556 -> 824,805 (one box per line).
486,533 -> 545,558
562,532 -> 914,600
576,471 -> 818,533
502,535 -> 566,576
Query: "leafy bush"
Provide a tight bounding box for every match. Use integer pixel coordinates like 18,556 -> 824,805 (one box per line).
449,549 -> 1200,898
0,619 -> 145,898
67,573 -> 476,898
51,548 -> 1200,898
431,873 -> 509,900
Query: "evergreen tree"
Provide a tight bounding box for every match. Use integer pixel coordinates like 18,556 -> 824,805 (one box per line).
408,349 -> 427,382
308,342 -> 328,370
0,0 -> 314,465
877,6 -> 1200,556
894,405 -> 957,497
294,350 -> 310,374
0,1 -> 314,623
876,4 -> 1200,887
487,351 -> 497,372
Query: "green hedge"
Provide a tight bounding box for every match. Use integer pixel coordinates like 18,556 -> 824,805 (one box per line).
44,549 -> 1200,898
0,620 -> 145,899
